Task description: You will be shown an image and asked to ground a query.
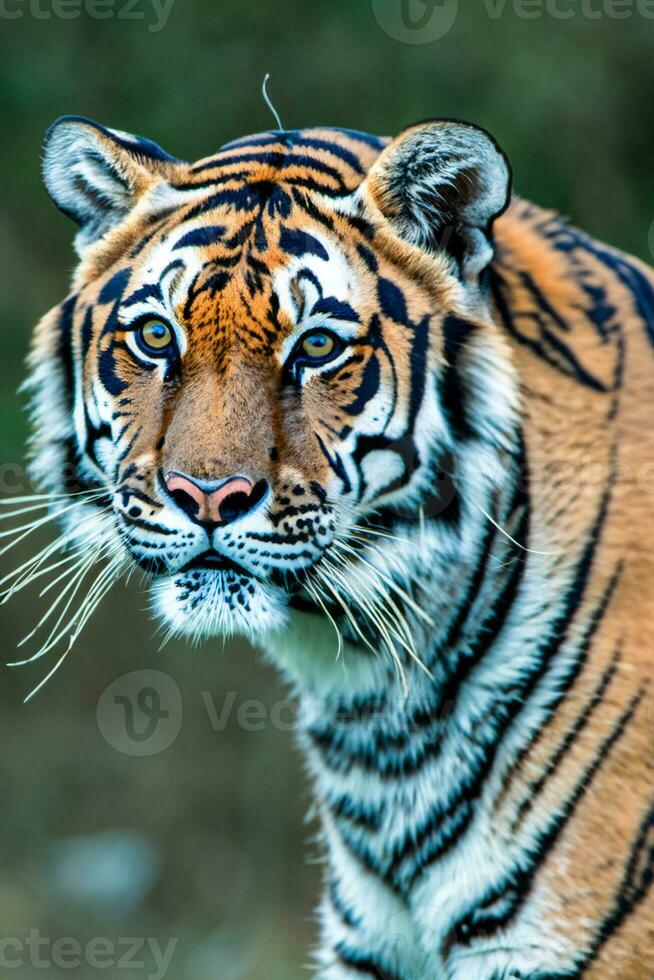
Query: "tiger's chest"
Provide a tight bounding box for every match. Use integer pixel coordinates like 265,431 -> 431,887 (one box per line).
306,719 -> 580,979
296,626 -> 585,978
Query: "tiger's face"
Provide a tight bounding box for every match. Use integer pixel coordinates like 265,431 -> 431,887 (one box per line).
29,117 -> 517,651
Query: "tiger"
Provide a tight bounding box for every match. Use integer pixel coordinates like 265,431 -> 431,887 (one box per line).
9,112 -> 654,978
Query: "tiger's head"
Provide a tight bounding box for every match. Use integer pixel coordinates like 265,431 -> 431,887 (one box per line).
27,116 -> 519,678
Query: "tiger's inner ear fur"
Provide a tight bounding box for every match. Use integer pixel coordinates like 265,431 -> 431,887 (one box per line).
359,119 -> 512,281
42,115 -> 179,256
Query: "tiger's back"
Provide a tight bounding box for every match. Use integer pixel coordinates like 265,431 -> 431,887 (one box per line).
486,199 -> 654,978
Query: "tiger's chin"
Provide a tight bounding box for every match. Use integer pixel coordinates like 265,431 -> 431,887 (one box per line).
151,566 -> 289,642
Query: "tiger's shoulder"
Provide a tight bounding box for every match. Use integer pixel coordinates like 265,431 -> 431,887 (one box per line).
491,197 -> 654,673
491,197 -> 654,390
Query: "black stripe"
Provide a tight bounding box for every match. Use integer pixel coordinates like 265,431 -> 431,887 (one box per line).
490,267 -> 610,392
335,944 -> 403,980
416,456 -> 616,898
330,127 -> 385,149
329,877 -> 363,930
98,267 -> 131,304
195,133 -> 367,173
546,221 -> 654,349
279,226 -> 329,260
187,149 -> 350,187
391,797 -> 473,893
342,354 -> 381,416
582,798 -> 654,971
441,315 -> 475,440
290,186 -> 335,229
122,281 -> 163,307
53,295 -> 84,491
120,515 -> 177,536
510,580 -> 622,832
454,688 -> 645,949
328,792 -> 385,833
315,433 -> 352,494
128,209 -> 179,258
438,499 -> 503,653
173,225 -> 226,249
336,823 -> 404,896
309,500 -> 529,779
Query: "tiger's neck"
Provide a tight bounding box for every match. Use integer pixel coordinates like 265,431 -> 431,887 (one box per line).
293,485 -> 555,893
263,427 -> 619,967
270,452 -> 536,807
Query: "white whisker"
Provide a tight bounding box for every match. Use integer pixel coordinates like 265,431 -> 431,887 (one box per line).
3,549 -> 88,600
350,523 -> 416,548
9,547 -> 106,661
303,575 -> 344,660
313,565 -> 379,661
471,499 -> 558,556
338,536 -> 435,627
326,556 -> 407,687
0,495 -> 105,555
0,514 -> 107,600
13,551 -> 123,673
325,555 -> 423,690
21,558 -> 123,704
1,533 -> 70,594
37,543 -> 104,597
0,489 -> 107,523
0,488 -> 107,507
24,555 -> 125,703
67,554 -> 126,646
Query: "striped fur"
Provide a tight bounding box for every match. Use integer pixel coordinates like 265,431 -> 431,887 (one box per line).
22,116 -> 654,978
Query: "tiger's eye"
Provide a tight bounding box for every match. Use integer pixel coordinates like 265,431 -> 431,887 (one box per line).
138,318 -> 173,353
301,332 -> 335,359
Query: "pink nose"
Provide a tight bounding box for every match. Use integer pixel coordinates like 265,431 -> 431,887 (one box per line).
165,473 -> 258,525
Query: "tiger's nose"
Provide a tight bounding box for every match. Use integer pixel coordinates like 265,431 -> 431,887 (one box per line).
165,472 -> 268,526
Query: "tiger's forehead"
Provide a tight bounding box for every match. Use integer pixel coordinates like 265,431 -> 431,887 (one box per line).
187,127 -> 387,194
124,197 -> 361,354
108,128 -> 391,355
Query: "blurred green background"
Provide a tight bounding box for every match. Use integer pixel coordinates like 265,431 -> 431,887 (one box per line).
1,1 -> 653,977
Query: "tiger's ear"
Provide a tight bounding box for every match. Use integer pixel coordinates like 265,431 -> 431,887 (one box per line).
359,119 -> 511,281
42,115 -> 179,256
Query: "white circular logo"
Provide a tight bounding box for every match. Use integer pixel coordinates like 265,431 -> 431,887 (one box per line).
372,0 -> 459,44
97,670 -> 183,756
